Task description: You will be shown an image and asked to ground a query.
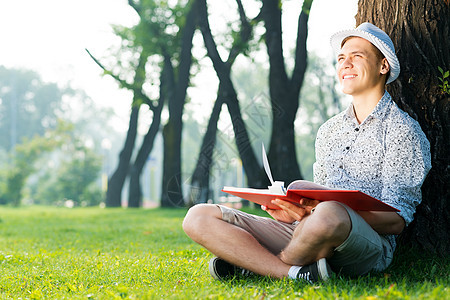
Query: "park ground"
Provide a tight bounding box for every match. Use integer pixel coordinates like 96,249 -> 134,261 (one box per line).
0,206 -> 448,299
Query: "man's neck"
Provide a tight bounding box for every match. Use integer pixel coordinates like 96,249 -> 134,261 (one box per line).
351,88 -> 385,124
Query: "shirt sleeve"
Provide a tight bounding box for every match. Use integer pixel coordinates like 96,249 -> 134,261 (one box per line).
380,121 -> 431,226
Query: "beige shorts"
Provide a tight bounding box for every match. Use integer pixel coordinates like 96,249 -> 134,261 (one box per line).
218,203 -> 394,276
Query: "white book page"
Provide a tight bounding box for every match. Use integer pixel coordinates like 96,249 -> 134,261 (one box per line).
287,180 -> 333,190
222,186 -> 285,196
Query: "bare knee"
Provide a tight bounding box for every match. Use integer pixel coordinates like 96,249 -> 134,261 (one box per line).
279,202 -> 351,265
307,201 -> 351,243
182,204 -> 221,240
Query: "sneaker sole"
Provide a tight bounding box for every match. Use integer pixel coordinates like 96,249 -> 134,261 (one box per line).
208,257 -> 222,280
317,258 -> 331,281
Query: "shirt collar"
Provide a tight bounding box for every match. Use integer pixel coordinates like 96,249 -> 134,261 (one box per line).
370,91 -> 392,120
344,91 -> 392,124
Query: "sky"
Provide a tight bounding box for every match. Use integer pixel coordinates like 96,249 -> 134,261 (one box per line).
0,0 -> 358,131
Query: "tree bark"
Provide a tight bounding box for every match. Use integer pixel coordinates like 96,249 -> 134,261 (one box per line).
106,105 -> 139,207
103,44 -> 148,207
261,0 -> 313,184
356,0 -> 450,255
188,95 -> 224,205
194,0 -> 263,200
160,0 -> 199,207
189,0 -> 314,204
128,56 -> 170,208
128,95 -> 164,208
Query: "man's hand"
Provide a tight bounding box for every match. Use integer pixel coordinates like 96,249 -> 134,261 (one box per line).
261,198 -> 320,223
297,197 -> 321,211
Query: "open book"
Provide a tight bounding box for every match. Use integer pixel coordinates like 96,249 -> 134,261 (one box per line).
221,144 -> 399,212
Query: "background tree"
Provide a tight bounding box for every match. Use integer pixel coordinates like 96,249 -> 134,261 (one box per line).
125,0 -> 180,208
189,0 -> 261,205
189,0 -> 316,205
356,0 -> 449,255
0,122 -> 68,205
159,0 -> 199,207
87,0 -> 166,208
32,132 -> 103,207
90,0 -> 200,208
0,67 -> 110,207
261,0 -> 314,185
0,67 -> 62,152
86,45 -> 145,207
127,64 -> 165,207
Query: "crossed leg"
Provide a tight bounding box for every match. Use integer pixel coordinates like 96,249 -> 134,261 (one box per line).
182,201 -> 351,278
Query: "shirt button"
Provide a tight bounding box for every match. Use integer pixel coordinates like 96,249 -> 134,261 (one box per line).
355,128 -> 360,132
345,146 -> 350,150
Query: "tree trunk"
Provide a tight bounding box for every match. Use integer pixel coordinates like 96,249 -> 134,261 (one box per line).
356,0 -> 450,255
224,82 -> 264,187
128,58 -> 170,208
106,105 -> 139,207
128,99 -> 164,208
160,0 -> 199,207
188,96 -> 224,205
161,118 -> 184,207
104,43 -> 148,208
261,0 -> 313,184
196,0 -> 263,191
128,56 -> 173,207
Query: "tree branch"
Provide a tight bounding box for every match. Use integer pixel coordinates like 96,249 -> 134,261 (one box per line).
85,48 -> 157,111
226,0 -> 253,66
128,0 -> 141,14
290,0 -> 312,95
198,0 -> 227,76
85,48 -> 134,90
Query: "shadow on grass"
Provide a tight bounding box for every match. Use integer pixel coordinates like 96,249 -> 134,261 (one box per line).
207,244 -> 448,299
381,244 -> 449,282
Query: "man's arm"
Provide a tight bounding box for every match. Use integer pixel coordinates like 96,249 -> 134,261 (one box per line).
265,199 -> 405,235
357,211 -> 405,235
379,118 -> 431,229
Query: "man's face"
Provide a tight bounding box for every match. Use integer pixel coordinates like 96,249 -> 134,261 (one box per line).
336,37 -> 388,96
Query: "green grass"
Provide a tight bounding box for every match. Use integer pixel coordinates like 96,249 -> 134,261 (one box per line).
0,206 -> 448,299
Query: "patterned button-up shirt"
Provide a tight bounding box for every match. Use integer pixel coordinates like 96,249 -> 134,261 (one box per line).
313,91 -> 431,247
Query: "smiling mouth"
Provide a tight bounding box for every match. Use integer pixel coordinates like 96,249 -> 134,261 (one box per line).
343,74 -> 357,79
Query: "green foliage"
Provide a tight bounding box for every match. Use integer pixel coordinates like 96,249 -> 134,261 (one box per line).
437,66 -> 449,95
35,148 -> 102,207
0,120 -> 103,207
0,66 -> 63,152
31,128 -> 103,206
0,122 -> 68,205
0,65 -> 116,207
0,206 -> 448,299
112,0 -> 190,68
302,0 -> 314,15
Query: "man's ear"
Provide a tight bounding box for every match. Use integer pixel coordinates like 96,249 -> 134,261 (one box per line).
380,58 -> 390,75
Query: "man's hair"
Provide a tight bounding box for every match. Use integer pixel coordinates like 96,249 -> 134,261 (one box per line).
341,36 -> 391,84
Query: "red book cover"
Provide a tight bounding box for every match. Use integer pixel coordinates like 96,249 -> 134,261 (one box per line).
221,187 -> 399,212
221,144 -> 399,212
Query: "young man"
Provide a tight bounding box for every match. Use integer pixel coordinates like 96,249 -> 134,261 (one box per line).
182,23 -> 431,283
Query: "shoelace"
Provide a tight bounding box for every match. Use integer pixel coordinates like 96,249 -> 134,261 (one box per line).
297,271 -> 312,283
239,267 -> 253,276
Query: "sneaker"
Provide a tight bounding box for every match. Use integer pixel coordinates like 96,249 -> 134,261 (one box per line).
295,258 -> 333,283
208,257 -> 252,280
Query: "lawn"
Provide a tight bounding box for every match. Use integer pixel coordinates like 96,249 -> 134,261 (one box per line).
0,206 -> 448,299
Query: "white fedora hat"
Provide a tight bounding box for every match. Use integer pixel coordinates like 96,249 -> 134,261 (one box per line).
330,22 -> 400,84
